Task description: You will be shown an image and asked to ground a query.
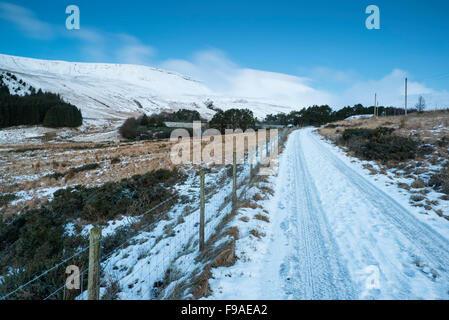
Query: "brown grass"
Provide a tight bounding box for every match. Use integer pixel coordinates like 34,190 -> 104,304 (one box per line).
411,178 -> 426,189
253,193 -> 263,201
250,229 -> 264,239
0,139 -> 180,215
318,110 -> 449,222
254,213 -> 270,223
319,110 -> 449,143
192,268 -> 213,299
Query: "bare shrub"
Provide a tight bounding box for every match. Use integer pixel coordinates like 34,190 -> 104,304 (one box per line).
250,229 -> 264,238
102,277 -> 121,300
119,118 -> 138,140
411,178 -> 426,189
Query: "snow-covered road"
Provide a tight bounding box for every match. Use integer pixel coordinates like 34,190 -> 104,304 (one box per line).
211,128 -> 449,299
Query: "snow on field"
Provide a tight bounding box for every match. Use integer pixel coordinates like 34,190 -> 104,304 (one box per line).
0,126 -> 52,145
345,114 -> 374,120
0,54 -> 297,122
70,161 -> 249,299
0,120 -> 123,145
208,128 -> 449,300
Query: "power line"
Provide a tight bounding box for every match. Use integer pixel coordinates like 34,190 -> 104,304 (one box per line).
419,71 -> 449,82
2,133 -> 275,301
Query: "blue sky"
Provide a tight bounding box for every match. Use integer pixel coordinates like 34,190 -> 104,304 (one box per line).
0,0 -> 448,108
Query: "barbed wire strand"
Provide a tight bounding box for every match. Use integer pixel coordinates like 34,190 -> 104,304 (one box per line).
1,195 -> 177,301
5,131 -> 287,301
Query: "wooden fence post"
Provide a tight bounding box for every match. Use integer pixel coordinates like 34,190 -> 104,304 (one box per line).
199,170 -> 205,251
266,136 -> 270,157
88,227 -> 102,300
232,152 -> 237,211
249,149 -> 254,178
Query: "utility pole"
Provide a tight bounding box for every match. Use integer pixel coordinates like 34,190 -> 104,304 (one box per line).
199,170 -> 205,251
405,78 -> 408,116
232,152 -> 237,212
374,93 -> 377,117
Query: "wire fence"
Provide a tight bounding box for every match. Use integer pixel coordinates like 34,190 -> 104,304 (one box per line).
0,128 -> 288,301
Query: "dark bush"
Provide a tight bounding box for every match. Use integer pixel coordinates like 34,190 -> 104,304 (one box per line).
111,157 -> 121,164
101,225 -> 138,257
72,163 -> 100,173
0,207 -> 89,300
8,147 -> 42,154
46,172 -> 65,180
436,136 -> 449,147
0,194 -> 17,206
48,169 -> 181,223
0,168 -> 183,299
428,165 -> 449,195
46,163 -> 100,180
417,144 -> 434,155
337,127 -> 419,162
118,117 -> 138,139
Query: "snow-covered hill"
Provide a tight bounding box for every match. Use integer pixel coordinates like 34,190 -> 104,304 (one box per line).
0,54 -> 296,122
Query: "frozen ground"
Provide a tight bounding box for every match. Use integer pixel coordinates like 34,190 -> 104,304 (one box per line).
209,128 -> 449,300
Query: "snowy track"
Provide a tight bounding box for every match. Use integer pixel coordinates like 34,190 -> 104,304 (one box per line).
275,129 -> 356,299
230,128 -> 449,299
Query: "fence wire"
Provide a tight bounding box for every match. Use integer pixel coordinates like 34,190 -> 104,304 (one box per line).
1,129 -> 288,300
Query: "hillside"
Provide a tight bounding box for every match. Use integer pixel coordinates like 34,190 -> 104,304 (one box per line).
0,54 -> 296,123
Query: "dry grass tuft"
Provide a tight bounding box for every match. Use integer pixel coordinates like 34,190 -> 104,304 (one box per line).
192,267 -> 213,299
211,242 -> 236,268
250,229 -> 264,239
254,213 -> 270,223
411,195 -> 425,202
253,193 -> 263,201
411,178 -> 426,189
240,200 -> 262,209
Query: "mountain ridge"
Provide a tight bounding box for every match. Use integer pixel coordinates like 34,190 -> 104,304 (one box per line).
0,53 -> 296,123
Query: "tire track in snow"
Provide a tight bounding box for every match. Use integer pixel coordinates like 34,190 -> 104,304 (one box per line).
276,130 -> 355,299
302,128 -> 449,298
214,128 -> 449,299
308,130 -> 449,274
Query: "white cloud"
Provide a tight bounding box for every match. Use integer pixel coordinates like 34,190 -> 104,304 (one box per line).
227,69 -> 332,106
161,49 -> 239,91
161,49 -> 333,107
2,3 -> 447,110
115,34 -> 155,65
302,66 -> 360,85
0,2 -> 155,65
0,2 -> 54,39
340,69 -> 449,109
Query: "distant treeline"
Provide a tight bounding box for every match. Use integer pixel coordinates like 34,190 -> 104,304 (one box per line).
264,104 -> 417,127
0,80 -> 82,129
210,108 -> 256,133
120,108 -> 259,140
119,103 -> 419,140
119,109 -> 202,140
